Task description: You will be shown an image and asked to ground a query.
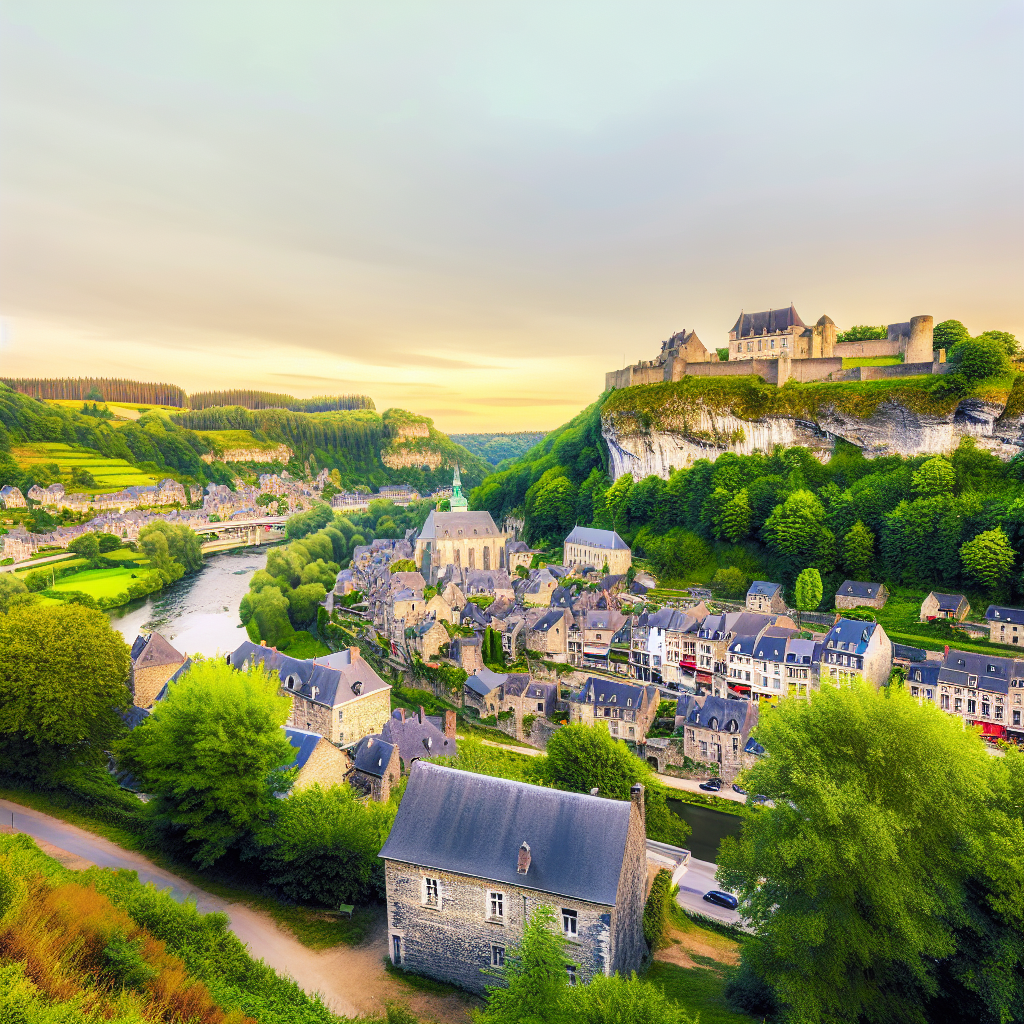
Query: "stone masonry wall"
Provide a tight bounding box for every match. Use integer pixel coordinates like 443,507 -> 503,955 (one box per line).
132,663 -> 183,709
612,800 -> 650,976
338,688 -> 392,746
294,739 -> 349,790
385,860 -> 616,993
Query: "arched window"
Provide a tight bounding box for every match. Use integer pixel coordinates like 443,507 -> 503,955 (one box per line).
483,546 -> 490,570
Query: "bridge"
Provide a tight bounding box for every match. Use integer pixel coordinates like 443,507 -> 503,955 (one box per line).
195,516 -> 289,553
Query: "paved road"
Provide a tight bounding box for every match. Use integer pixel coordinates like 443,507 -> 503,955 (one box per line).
0,552 -> 76,574
675,855 -> 744,927
656,773 -> 747,804
0,798 -> 469,1022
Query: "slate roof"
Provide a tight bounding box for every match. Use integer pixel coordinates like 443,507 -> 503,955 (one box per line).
572,677 -> 648,707
675,695 -> 747,733
381,708 -> 456,763
731,304 -> 806,338
784,639 -> 817,665
119,704 -> 151,730
985,605 -> 1024,626
465,667 -> 508,697
893,643 -> 928,663
906,662 -> 941,687
747,581 -> 782,599
563,526 -> 629,551
928,593 -> 968,613
379,762 -> 633,906
352,734 -> 397,778
836,580 -> 884,600
728,635 -> 758,657
131,631 -> 185,669
418,510 -> 501,541
822,618 -> 880,655
939,649 -> 1015,694
530,609 -> 566,633
283,726 -> 322,770
227,641 -> 390,707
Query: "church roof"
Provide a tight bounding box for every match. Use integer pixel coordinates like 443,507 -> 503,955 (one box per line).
731,304 -> 806,338
418,510 -> 500,541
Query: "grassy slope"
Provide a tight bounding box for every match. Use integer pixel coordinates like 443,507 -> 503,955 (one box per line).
11,441 -> 161,492
198,428 -> 285,454
48,565 -> 157,599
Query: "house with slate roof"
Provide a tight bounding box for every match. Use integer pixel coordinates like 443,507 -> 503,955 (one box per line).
816,618 -> 892,687
920,592 -> 971,623
0,485 -> 26,509
835,580 -> 889,611
936,648 -> 1024,742
349,734 -> 401,801
463,669 -> 558,736
746,581 -> 787,615
380,707 -> 457,770
226,641 -> 391,747
745,625 -> 799,705
129,632 -> 187,709
379,762 -> 648,992
283,726 -> 349,791
526,607 -> 571,659
728,304 -> 837,361
562,526 -> 631,576
569,677 -> 659,744
984,604 -> 1024,648
672,694 -> 760,782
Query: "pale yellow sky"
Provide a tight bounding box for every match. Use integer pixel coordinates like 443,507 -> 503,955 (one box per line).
1,2 -> 1021,432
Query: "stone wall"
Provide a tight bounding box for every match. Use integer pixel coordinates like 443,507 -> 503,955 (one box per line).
611,797 -> 649,975
834,338 -> 903,359
338,688 -> 393,746
294,739 -> 349,790
851,360 -> 952,381
385,859 -> 620,992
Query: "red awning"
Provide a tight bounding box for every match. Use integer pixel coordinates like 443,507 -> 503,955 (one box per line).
972,721 -> 1007,737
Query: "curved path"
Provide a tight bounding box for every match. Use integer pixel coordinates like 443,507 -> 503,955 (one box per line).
0,798 -> 472,1023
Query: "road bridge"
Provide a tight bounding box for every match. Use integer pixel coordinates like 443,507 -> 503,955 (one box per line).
195,516 -> 289,553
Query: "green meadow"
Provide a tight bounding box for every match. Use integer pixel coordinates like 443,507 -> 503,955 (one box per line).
11,442 -> 161,493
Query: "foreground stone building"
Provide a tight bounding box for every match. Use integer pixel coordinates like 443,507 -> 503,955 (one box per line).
672,694 -> 760,782
129,632 -> 187,709
562,526 -> 631,576
379,762 -> 648,992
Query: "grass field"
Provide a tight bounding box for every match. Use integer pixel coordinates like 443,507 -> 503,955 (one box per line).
45,399 -> 180,418
11,442 -> 161,493
841,356 -> 903,368
48,565 -> 156,599
197,428 -> 283,454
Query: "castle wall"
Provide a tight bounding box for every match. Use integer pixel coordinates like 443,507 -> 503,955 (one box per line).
785,357 -> 844,383
834,339 -> 904,359
851,361 -> 952,381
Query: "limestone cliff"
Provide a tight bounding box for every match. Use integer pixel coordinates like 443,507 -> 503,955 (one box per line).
601,374 -> 1024,480
201,443 -> 292,464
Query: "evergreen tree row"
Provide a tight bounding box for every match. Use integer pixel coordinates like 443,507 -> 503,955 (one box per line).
187,390 -> 374,412
2,377 -> 187,406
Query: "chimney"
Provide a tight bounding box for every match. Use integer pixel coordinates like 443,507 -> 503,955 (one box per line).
444,710 -> 456,737
418,705 -> 426,725
944,645 -> 949,659
630,783 -> 645,826
517,842 -> 531,875
260,640 -> 266,646
349,646 -> 360,661
395,707 -> 406,723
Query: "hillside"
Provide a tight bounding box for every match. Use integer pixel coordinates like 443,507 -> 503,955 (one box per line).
450,431 -> 547,465
470,371 -> 1024,610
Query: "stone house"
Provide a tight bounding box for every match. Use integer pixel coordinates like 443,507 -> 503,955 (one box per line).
919,592 -> 970,622
408,616 -> 449,661
672,694 -> 759,782
350,734 -> 402,801
516,567 -> 560,607
936,649 -> 1024,742
425,593 -> 456,623
728,304 -> 836,361
694,611 -> 797,696
450,636 -> 484,674
283,726 -> 350,790
569,608 -> 628,670
441,581 -> 468,613
984,605 -> 1024,648
815,618 -> 892,687
506,540 -> 539,576
227,641 -> 391,747
834,580 -> 889,611
746,581 -> 786,615
656,604 -> 709,686
129,632 -> 187,709
526,607 -> 572,658
568,678 -> 659,744
464,569 -> 515,601
379,762 -> 648,992
381,707 -> 457,769
782,637 -> 820,700
464,669 -> 558,728
562,526 -> 632,577
501,614 -> 526,661
0,485 -> 26,509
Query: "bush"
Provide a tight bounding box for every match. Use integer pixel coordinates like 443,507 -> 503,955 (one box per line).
949,336 -> 1011,380
712,565 -> 749,598
643,868 -> 674,949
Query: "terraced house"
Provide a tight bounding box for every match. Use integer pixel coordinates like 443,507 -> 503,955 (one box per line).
936,649 -> 1024,743
816,618 -> 892,687
569,678 -> 659,744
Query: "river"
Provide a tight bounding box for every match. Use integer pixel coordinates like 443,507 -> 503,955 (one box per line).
667,799 -> 744,863
109,549 -> 267,658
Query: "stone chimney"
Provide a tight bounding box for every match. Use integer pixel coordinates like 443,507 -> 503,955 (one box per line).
260,640 -> 267,646
517,841 -> 531,875
630,783 -> 645,826
443,710 -> 457,737
349,646 -> 360,661
419,705 -> 426,725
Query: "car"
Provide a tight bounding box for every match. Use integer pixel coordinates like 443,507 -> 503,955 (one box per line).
752,794 -> 769,805
732,784 -> 747,795
699,778 -> 722,792
703,890 -> 739,910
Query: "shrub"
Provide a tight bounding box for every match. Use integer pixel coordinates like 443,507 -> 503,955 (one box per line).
643,868 -> 674,949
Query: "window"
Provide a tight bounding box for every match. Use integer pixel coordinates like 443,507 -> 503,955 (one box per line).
424,877 -> 439,907
941,694 -> 950,709
392,935 -> 401,964
1014,710 -> 1021,726
911,686 -> 919,697
967,699 -> 977,715
566,965 -> 577,986
537,702 -> 545,712
732,737 -> 738,752
562,909 -> 578,937
995,706 -> 1003,720
954,698 -> 962,712
491,945 -> 505,968
700,740 -> 708,757
488,891 -> 504,921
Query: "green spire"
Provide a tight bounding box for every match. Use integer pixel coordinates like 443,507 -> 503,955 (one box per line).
450,463 -> 468,511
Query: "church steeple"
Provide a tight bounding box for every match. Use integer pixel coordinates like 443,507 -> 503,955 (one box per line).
449,463 -> 468,511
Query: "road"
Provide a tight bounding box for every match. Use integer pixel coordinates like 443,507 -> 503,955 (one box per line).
655,773 -> 747,804
675,855 -> 744,928
0,551 -> 76,574
0,798 -> 471,1023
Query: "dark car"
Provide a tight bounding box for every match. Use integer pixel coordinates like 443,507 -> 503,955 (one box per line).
732,784 -> 747,795
699,778 -> 722,792
752,794 -> 769,805
703,890 -> 739,910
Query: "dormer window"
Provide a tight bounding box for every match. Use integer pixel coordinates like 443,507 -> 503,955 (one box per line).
627,699 -> 632,707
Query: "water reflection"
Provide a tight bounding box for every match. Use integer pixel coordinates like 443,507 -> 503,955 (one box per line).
667,799 -> 744,863
109,549 -> 267,658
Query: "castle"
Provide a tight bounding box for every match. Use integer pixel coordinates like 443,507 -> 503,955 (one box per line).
606,305 -> 943,390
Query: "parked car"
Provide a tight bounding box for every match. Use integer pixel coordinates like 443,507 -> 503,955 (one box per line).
703,890 -> 739,910
752,794 -> 769,805
699,778 -> 722,792
732,784 -> 747,795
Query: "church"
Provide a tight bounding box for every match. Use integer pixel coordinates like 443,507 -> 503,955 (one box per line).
414,466 -> 507,584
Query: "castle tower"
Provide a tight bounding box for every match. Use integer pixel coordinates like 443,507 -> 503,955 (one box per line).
449,464 -> 469,511
905,315 -> 934,365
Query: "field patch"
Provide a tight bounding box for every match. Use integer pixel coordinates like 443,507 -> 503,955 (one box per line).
10,443 -> 160,494
48,566 -> 157,599
197,428 -> 284,455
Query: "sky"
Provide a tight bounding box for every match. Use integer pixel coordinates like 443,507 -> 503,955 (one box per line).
1,2 -> 1021,433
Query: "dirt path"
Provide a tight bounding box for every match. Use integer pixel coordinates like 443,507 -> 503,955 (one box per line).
0,799 -> 474,1023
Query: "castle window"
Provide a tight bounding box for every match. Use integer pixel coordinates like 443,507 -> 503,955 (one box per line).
561,909 -> 578,937
491,945 -> 505,968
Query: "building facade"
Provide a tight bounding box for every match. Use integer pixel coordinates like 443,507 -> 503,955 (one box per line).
562,526 -> 631,576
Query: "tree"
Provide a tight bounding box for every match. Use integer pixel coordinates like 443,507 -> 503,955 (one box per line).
793,567 -> 823,622
960,528 -> 1015,590
911,457 -> 956,498
0,603 -> 130,777
762,490 -> 835,578
536,724 -> 689,847
116,660 -> 295,867
711,566 -> 749,599
0,574 -> 29,614
389,558 -> 416,572
717,681 -> 1010,1024
973,329 -> 1018,357
138,521 -> 202,581
842,521 -> 875,579
933,320 -> 970,352
836,325 -> 887,343
949,337 -> 1011,380
287,583 -> 327,627
68,532 -> 100,560
720,489 -> 751,542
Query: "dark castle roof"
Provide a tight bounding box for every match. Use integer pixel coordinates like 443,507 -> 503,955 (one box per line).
731,304 -> 806,338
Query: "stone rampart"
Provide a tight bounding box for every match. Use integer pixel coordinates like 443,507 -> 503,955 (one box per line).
851,360 -> 952,381
835,338 -> 903,359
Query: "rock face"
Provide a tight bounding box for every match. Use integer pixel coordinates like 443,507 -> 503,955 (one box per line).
603,396 -> 1024,481
201,444 -> 291,464
381,447 -> 445,470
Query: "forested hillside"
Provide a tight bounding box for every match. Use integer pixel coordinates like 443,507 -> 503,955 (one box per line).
187,390 -> 374,412
449,431 -> 547,465
471,388 -> 1024,606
